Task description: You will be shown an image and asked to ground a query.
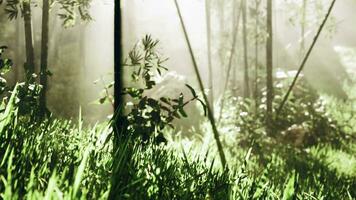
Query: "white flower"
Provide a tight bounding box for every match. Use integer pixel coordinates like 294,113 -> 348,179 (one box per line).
240,112 -> 248,117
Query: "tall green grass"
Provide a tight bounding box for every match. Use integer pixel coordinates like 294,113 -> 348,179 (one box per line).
0,93 -> 355,200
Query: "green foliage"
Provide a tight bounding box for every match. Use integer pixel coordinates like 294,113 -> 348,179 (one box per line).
0,86 -> 354,200
0,46 -> 12,95
0,46 -> 44,121
219,75 -> 348,156
284,0 -> 337,38
3,107 -> 352,200
0,84 -> 18,133
273,78 -> 348,148
0,117 -> 112,199
281,171 -> 297,200
57,0 -> 92,27
109,35 -> 205,142
0,0 -> 92,27
322,80 -> 356,141
110,138 -> 231,200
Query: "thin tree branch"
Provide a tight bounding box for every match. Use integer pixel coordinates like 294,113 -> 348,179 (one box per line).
218,0 -> 243,123
242,0 -> 250,98
174,0 -> 227,168
276,0 -> 337,116
205,0 -> 214,115
254,0 -> 261,114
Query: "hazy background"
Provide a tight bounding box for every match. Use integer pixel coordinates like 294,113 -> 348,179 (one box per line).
1,0 -> 356,122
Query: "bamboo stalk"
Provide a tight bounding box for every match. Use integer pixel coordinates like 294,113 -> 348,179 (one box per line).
39,0 -> 50,116
205,0 -> 214,115
242,0 -> 250,98
266,0 -> 273,135
218,0 -> 243,123
23,1 -> 36,80
254,0 -> 261,114
174,0 -> 227,168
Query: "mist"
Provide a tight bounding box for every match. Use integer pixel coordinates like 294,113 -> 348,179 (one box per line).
1,0 -> 355,121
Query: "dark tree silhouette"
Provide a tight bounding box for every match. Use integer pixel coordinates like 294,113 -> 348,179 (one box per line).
254,0 -> 261,113
242,0 -> 250,98
110,1 -> 124,197
39,0 -> 50,116
23,1 -> 36,78
2,0 -> 92,115
266,0 -> 273,134
113,0 -> 123,142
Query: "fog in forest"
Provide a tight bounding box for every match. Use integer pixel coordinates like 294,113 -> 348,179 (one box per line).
1,0 -> 356,122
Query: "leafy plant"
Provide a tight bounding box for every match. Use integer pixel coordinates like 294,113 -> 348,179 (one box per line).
1,0 -> 92,27
0,46 -> 42,118
98,35 -> 206,142
0,46 -> 12,95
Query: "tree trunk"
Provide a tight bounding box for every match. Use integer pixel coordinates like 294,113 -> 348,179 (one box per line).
231,0 -> 239,96
218,0 -> 225,31
300,0 -> 307,58
110,1 -> 124,198
22,1 -> 35,79
49,12 -> 61,64
114,0 -> 123,114
14,17 -> 22,82
242,0 -> 250,98
266,0 -> 273,134
218,0 -> 242,122
205,0 -> 214,116
218,0 -> 225,68
40,0 -> 50,116
254,0 -> 260,113
113,0 -> 124,147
